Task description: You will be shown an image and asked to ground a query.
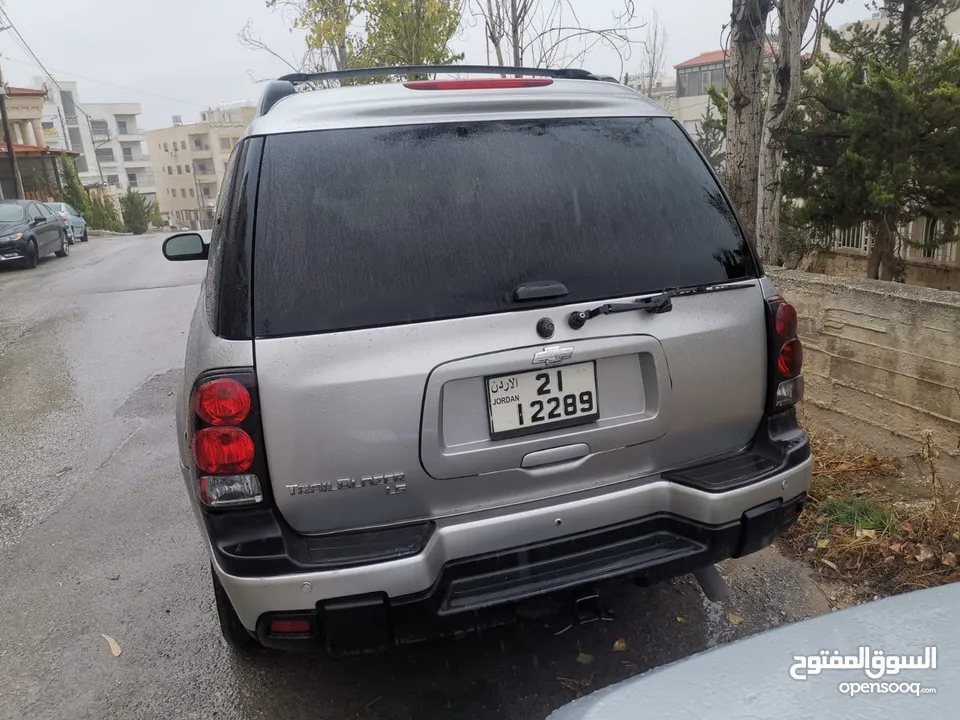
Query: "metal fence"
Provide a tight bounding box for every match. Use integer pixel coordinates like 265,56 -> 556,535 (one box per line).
828,218 -> 959,265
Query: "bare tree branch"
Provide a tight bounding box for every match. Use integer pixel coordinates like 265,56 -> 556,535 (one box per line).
470,0 -> 643,71
634,8 -> 667,94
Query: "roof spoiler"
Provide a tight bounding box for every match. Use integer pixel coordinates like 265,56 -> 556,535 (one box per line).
255,64 -> 603,118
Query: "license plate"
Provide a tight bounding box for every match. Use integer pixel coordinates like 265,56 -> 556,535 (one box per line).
487,362 -> 599,439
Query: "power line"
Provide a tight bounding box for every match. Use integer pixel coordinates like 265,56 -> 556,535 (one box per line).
0,7 -> 205,115
0,55 -> 206,108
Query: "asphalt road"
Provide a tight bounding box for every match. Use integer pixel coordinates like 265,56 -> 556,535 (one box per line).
0,235 -> 831,720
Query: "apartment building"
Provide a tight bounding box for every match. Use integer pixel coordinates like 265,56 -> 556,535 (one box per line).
37,78 -> 155,202
147,104 -> 256,229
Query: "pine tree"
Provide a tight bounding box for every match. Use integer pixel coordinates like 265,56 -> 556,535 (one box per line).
783,1 -> 960,279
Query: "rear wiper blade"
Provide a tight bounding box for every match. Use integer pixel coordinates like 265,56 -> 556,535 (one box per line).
568,288 -> 676,330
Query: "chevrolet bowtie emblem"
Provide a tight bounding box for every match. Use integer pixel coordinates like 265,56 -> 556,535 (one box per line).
532,345 -> 574,366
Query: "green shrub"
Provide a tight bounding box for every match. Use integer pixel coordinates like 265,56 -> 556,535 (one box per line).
119,188 -> 151,234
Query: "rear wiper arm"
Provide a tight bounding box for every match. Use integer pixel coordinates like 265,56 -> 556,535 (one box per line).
568,288 -> 676,330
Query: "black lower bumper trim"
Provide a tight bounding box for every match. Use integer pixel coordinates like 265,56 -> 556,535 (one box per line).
254,493 -> 806,654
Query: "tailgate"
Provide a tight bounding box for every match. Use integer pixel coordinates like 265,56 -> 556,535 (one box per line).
250,113 -> 767,535
256,287 -> 767,535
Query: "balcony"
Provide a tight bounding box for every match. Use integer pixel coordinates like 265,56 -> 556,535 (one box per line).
121,155 -> 151,168
118,131 -> 146,142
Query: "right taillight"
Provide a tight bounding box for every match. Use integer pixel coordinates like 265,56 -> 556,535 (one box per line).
190,372 -> 264,508
768,296 -> 804,409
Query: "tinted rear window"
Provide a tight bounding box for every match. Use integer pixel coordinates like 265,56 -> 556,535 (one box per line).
253,117 -> 756,337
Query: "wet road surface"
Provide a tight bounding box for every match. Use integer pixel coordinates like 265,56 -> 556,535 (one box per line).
0,235 -> 830,719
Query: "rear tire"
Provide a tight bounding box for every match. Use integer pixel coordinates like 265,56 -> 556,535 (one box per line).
81,228 -> 89,242
211,565 -> 260,652
55,232 -> 70,258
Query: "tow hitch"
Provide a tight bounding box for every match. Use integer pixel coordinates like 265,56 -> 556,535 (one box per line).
553,588 -> 615,636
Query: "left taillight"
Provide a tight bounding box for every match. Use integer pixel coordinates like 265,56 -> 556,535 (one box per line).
189,374 -> 264,508
767,296 -> 804,409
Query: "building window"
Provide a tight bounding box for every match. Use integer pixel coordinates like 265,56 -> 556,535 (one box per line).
106,174 -> 120,187
676,63 -> 727,98
167,166 -> 173,175
127,173 -> 138,187
117,120 -> 128,135
122,148 -> 133,162
189,188 -> 195,197
220,137 -> 231,150
181,189 -> 187,198
67,126 -> 83,152
90,119 -> 110,138
185,165 -> 191,173
202,186 -> 211,197
177,165 -> 183,174
61,90 -> 76,119
96,147 -> 115,161
181,141 -> 186,150
193,138 -> 203,149
76,156 -> 88,173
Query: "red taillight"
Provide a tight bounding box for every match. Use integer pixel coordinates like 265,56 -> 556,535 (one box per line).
775,303 -> 798,339
269,618 -> 311,634
768,297 -> 804,408
195,427 -> 255,474
777,338 -> 803,378
403,77 -> 554,90
193,378 -> 251,426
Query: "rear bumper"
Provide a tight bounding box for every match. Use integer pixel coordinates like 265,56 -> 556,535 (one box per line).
211,445 -> 811,644
233,486 -> 807,653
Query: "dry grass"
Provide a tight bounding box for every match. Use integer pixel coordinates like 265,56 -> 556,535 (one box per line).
782,430 -> 960,598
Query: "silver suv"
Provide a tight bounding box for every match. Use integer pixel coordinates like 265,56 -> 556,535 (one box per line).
162,66 -> 811,654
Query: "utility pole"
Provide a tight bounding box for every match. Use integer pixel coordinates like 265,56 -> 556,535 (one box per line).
0,60 -> 24,199
87,117 -> 105,184
57,107 -> 70,151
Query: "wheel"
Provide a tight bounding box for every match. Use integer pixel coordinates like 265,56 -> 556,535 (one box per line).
81,228 -> 88,242
24,240 -> 38,269
211,565 -> 260,652
67,228 -> 75,245
55,232 -> 70,258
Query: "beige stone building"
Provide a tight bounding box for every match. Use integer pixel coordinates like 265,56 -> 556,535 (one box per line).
147,104 -> 256,229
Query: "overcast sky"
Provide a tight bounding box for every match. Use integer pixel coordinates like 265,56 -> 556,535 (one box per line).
1,0 -> 872,130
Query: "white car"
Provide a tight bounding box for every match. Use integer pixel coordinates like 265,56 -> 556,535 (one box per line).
45,202 -> 88,244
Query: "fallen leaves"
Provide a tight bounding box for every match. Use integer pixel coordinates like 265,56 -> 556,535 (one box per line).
575,652 -> 594,665
675,616 -> 686,623
611,638 -> 628,652
101,634 -> 122,657
727,614 -> 744,625
942,552 -> 956,568
915,545 -> 935,563
855,529 -> 877,539
816,538 -> 830,549
558,675 -> 592,694
821,558 -> 839,571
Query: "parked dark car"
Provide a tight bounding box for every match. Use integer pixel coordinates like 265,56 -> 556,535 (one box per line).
0,200 -> 70,269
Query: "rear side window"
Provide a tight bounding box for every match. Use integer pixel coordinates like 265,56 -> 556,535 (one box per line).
253,117 -> 756,337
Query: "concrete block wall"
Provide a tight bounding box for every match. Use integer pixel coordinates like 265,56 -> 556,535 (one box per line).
769,270 -> 960,483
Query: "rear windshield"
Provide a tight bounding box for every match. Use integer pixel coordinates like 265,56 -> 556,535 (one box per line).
253,117 -> 756,337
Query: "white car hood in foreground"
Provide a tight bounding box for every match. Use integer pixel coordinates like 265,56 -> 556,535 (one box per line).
550,583 -> 957,719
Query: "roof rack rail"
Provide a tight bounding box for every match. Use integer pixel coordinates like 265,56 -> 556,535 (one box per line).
255,64 -> 601,117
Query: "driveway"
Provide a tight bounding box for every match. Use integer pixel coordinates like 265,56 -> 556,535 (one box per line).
0,235 -> 830,719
